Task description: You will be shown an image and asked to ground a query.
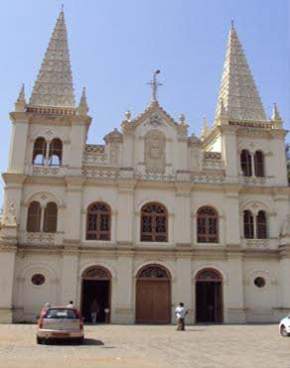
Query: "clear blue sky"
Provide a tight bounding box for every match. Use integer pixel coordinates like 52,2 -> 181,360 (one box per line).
0,0 -> 288,207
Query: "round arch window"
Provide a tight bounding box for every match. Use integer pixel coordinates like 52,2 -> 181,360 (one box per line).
254,277 -> 266,288
31,273 -> 45,286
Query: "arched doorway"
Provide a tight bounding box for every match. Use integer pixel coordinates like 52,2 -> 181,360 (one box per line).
81,266 -> 111,323
136,264 -> 171,324
195,268 -> 223,323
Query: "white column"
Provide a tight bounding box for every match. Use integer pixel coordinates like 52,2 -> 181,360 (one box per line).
60,251 -> 79,307
64,178 -> 84,242
8,115 -> 29,173
116,186 -> 134,244
113,256 -> 134,323
221,127 -> 238,179
224,253 -> 246,323
225,192 -> 240,246
0,246 -> 17,323
174,187 -> 191,245
279,245 -> 290,317
175,258 -> 193,324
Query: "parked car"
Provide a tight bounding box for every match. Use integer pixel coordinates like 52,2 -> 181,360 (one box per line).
37,307 -> 84,344
279,315 -> 290,337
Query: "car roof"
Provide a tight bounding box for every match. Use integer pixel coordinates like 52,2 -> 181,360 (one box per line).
46,306 -> 78,310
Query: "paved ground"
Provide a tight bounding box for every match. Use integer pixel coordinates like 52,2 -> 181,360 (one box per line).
0,324 -> 289,368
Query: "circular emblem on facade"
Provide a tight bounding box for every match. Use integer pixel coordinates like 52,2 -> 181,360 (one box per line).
31,273 -> 46,286
254,276 -> 266,288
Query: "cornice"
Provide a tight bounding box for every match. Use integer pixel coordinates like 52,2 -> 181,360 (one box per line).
2,172 -> 26,185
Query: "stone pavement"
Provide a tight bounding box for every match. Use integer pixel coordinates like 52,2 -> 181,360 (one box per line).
0,324 -> 289,368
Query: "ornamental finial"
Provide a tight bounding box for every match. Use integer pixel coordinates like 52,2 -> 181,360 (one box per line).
148,70 -> 162,103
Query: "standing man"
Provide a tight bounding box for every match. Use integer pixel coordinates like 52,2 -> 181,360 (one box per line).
90,299 -> 100,324
175,302 -> 187,331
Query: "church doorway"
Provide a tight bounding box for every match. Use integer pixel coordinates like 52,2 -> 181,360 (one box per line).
195,268 -> 223,323
136,264 -> 171,324
81,266 -> 111,323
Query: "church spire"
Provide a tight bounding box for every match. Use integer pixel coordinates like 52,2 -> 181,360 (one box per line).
215,22 -> 266,123
271,103 -> 283,128
15,84 -> 26,112
78,87 -> 89,115
29,8 -> 75,108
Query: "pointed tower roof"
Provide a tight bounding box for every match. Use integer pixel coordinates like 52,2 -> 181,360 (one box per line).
29,9 -> 75,109
15,84 -> 26,112
272,103 -> 282,121
215,22 -> 267,123
78,87 -> 89,115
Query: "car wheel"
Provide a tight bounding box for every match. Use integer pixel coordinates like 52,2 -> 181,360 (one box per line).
77,337 -> 84,345
280,325 -> 289,337
36,337 -> 42,344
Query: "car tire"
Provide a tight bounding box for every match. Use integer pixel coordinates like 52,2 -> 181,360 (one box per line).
36,337 -> 43,344
77,337 -> 84,345
280,325 -> 289,337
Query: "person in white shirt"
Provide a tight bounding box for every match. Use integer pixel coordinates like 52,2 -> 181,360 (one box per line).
66,301 -> 74,308
175,302 -> 187,331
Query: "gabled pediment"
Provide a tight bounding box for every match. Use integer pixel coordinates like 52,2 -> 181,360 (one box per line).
131,101 -> 178,130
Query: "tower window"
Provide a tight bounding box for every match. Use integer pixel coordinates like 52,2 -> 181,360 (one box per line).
48,138 -> 62,166
254,151 -> 265,177
241,150 -> 252,177
32,137 -> 47,165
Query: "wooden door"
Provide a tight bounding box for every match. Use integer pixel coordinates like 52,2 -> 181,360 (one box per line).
136,280 -> 170,324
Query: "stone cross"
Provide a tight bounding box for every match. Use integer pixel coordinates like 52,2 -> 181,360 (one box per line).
148,70 -> 162,102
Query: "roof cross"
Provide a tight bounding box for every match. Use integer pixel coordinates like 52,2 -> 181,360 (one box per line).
148,70 -> 162,102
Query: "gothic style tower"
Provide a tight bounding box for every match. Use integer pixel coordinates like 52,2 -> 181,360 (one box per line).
0,9 -> 91,322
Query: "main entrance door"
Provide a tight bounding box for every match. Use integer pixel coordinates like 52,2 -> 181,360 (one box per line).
195,268 -> 223,323
81,266 -> 111,323
136,264 -> 171,324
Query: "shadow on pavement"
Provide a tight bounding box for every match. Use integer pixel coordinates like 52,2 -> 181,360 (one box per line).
84,338 -> 104,346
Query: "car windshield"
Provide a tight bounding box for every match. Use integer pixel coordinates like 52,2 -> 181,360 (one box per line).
45,308 -> 78,319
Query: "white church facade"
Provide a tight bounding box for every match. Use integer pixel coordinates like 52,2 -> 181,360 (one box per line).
0,10 -> 289,324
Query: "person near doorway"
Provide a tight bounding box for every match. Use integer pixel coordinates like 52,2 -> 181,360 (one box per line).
90,299 -> 100,324
104,307 -> 110,323
175,302 -> 187,331
66,301 -> 74,308
39,302 -> 51,317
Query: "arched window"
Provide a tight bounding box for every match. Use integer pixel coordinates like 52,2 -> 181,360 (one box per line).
138,264 -> 170,279
243,210 -> 254,239
254,151 -> 265,177
48,138 -> 62,166
256,210 -> 267,239
240,150 -> 252,177
140,203 -> 168,242
32,137 -> 47,165
27,201 -> 41,232
86,202 -> 111,240
197,206 -> 219,243
43,202 -> 58,233
196,268 -> 222,282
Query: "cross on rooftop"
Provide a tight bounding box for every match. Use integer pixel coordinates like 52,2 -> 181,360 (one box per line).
148,70 -> 162,102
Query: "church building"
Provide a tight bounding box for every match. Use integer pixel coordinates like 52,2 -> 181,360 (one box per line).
0,10 -> 289,324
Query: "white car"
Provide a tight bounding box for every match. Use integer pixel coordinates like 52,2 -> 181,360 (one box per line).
37,307 -> 84,344
279,315 -> 290,337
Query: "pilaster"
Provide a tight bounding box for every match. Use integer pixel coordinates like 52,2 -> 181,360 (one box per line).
224,251 -> 246,323
175,257 -> 193,323
0,243 -> 17,323
113,255 -> 134,323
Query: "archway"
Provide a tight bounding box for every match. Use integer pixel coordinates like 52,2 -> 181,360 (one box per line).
195,268 -> 223,323
136,264 -> 171,324
81,266 -> 111,323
